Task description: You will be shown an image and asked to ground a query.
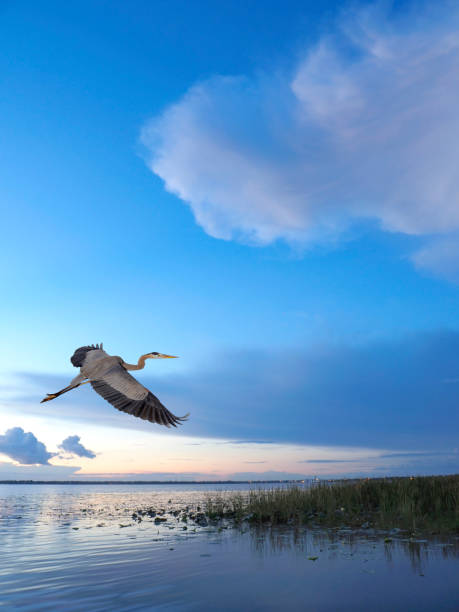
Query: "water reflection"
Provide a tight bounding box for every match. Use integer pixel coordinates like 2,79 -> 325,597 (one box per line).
242,524 -> 459,575
0,485 -> 458,611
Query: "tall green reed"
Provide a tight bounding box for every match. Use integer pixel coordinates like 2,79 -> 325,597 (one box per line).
204,475 -> 458,532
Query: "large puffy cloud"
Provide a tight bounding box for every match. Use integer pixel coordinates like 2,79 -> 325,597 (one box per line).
142,5 -> 459,276
59,435 -> 96,459
0,427 -> 55,465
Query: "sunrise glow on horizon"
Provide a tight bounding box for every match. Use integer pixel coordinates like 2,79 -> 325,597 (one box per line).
1,1 -> 458,481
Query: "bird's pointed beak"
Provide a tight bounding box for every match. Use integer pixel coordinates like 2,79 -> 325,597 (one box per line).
151,353 -> 178,359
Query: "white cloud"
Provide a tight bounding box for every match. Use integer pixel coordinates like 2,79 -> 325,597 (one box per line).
411,236 -> 459,283
0,427 -> 56,465
142,4 -> 459,277
59,435 -> 96,459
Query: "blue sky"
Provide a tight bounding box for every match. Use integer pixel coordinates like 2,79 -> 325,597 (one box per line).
0,1 -> 458,480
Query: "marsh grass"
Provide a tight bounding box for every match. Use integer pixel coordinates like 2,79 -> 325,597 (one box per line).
205,475 -> 459,533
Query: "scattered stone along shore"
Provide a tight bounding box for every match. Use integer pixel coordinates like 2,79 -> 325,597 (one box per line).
115,475 -> 458,538
39,474 -> 456,538
120,504 -> 441,543
130,506 -> 212,529
124,505 -> 414,540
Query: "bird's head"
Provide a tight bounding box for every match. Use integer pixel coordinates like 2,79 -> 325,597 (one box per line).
147,352 -> 178,359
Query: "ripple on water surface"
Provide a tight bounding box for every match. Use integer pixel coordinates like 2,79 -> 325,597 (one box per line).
0,484 -> 458,611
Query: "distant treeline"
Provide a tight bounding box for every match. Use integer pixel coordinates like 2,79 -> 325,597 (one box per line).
0,476 -> 452,485
0,479 -> 307,485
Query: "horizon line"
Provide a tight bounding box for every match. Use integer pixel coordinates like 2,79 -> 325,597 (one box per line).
1,475 -> 449,485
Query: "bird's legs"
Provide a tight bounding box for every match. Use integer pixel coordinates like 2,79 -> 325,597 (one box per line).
40,375 -> 89,403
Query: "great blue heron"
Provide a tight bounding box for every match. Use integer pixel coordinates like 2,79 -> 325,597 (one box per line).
40,344 -> 189,427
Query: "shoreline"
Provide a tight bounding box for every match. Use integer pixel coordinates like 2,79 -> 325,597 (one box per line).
2,475 -> 457,536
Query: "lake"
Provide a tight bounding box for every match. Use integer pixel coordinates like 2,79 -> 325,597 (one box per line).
0,484 -> 458,611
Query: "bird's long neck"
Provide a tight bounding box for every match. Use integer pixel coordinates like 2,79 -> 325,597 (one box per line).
123,354 -> 150,371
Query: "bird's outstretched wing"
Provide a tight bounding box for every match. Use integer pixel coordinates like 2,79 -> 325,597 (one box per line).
90,364 -> 188,427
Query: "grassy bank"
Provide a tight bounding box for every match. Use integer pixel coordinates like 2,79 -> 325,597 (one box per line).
205,475 -> 459,533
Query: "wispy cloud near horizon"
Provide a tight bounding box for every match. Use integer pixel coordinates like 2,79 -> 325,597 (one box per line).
142,4 -> 459,281
5,330 -> 459,455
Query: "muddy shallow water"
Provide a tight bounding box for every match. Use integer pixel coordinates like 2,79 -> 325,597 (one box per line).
0,484 -> 458,611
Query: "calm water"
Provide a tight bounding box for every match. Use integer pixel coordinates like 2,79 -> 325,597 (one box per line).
0,484 -> 458,611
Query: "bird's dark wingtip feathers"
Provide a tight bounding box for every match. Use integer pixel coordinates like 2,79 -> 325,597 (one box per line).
90,378 -> 189,427
169,412 -> 190,427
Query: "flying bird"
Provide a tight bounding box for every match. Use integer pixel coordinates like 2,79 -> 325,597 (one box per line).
40,344 -> 189,427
